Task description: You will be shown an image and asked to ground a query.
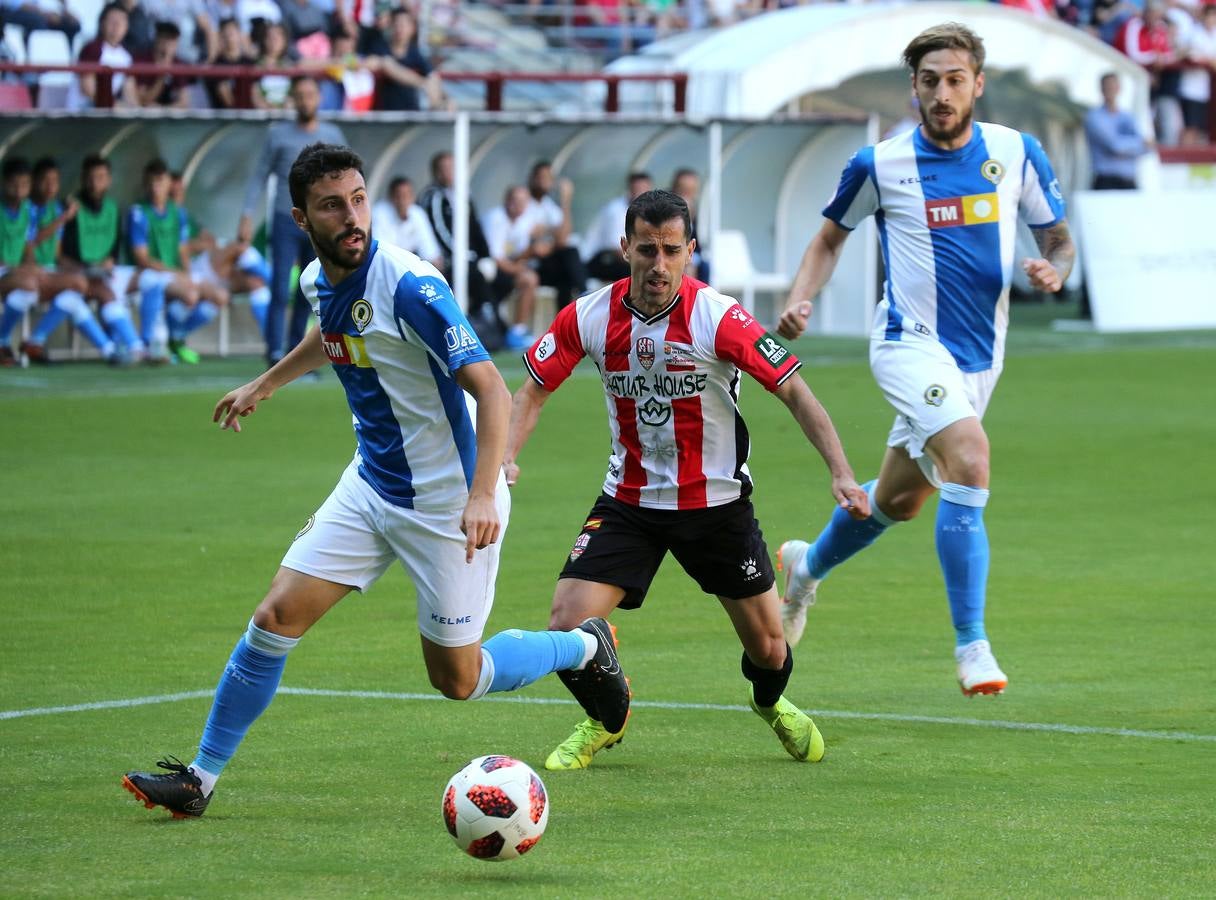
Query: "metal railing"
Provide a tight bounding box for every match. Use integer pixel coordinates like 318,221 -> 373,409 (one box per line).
0,61 -> 688,113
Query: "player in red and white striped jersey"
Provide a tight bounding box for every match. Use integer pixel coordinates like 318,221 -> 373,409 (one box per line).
506,190 -> 870,770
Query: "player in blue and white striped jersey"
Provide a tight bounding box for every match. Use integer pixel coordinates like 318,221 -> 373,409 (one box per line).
775,23 -> 1075,697
122,144 -> 629,819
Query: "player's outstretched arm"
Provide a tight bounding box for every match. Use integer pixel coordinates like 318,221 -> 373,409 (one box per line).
1022,220 -> 1075,293
454,360 -> 512,562
777,219 -> 851,341
502,378 -> 553,489
775,374 -> 870,520
213,326 -> 328,432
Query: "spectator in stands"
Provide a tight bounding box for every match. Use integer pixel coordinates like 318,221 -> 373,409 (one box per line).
17,157 -> 133,366
1093,0 -> 1137,42
481,184 -> 540,351
59,154 -> 165,362
0,0 -> 79,58
670,166 -> 708,281
334,0 -> 389,53
278,0 -> 332,42
117,0 -> 156,57
206,17 -> 257,108
368,7 -> 448,111
238,75 -> 345,366
372,176 -> 443,268
252,21 -> 295,108
418,150 -> 503,349
129,158 -> 219,364
1180,1 -> 1216,144
582,170 -> 652,283
152,0 -> 214,62
324,26 -> 375,110
524,160 -> 586,310
1115,0 -> 1184,144
1084,72 -> 1154,189
134,21 -> 193,109
203,0 -> 280,41
70,2 -> 139,110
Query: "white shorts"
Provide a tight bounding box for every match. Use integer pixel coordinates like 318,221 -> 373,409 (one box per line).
281,461 -> 511,647
190,252 -> 219,287
870,331 -> 1001,486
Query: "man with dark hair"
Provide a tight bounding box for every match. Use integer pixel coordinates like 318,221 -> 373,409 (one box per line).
371,175 -> 442,268
205,17 -> 257,109
582,171 -> 653,283
239,76 -> 346,366
505,188 -> 870,771
134,20 -> 192,109
524,160 -> 586,311
122,142 -> 630,819
670,167 -> 708,282
774,23 -> 1075,697
1084,72 -> 1152,190
417,150 -> 502,349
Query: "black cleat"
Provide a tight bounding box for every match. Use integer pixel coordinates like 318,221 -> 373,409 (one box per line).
122,757 -> 212,819
576,617 -> 630,734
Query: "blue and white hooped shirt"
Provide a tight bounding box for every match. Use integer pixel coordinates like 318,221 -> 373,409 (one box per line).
824,122 -> 1066,372
300,240 -> 491,511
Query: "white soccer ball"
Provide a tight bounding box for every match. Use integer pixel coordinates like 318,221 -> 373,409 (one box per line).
441,755 -> 549,861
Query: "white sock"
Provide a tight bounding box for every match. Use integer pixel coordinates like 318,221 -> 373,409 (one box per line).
190,766 -> 218,796
574,630 -> 597,669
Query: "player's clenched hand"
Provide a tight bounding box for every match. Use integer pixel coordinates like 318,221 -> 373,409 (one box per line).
213,379 -> 272,432
777,300 -> 813,341
832,476 -> 871,521
461,493 -> 501,563
1022,257 -> 1062,293
502,460 -> 520,488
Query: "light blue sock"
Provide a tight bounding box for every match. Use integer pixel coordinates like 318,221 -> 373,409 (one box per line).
30,305 -> 69,345
182,300 -> 218,335
166,300 -> 190,341
100,301 -> 143,351
139,281 -> 166,344
481,629 -> 587,695
804,480 -> 897,580
192,620 -> 298,778
248,286 -> 270,333
936,483 -> 991,647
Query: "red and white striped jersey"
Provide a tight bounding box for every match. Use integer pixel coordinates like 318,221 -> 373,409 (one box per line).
524,276 -> 802,510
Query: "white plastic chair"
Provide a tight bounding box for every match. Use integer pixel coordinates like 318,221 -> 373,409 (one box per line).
711,229 -> 790,313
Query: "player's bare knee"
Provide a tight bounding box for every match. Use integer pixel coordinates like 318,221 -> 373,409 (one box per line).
880,489 -> 929,521
429,669 -> 477,700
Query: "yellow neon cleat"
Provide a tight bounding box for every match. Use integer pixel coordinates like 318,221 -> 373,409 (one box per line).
544,718 -> 627,771
749,690 -> 825,762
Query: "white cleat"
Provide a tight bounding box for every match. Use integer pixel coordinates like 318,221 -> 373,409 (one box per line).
955,639 -> 1008,696
777,540 -> 820,648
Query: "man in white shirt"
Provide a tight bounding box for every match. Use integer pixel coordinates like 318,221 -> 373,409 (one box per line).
372,176 -> 442,269
582,171 -> 652,283
525,160 -> 586,310
480,184 -> 538,351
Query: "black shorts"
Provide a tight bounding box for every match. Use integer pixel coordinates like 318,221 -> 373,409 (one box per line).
558,493 -> 776,608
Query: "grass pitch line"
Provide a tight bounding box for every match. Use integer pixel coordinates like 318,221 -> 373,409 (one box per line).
3,686 -> 1214,744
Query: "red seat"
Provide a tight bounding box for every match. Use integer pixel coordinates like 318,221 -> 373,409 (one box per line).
0,81 -> 32,109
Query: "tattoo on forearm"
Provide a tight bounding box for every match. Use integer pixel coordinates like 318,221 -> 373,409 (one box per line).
1034,222 -> 1076,281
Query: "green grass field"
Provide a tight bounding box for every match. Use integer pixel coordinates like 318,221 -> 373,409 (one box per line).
2,314 -> 1215,897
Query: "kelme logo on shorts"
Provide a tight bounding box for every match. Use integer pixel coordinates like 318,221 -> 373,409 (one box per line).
754,333 -> 789,368
924,385 -> 947,407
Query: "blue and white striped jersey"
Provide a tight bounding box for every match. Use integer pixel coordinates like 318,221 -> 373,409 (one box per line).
824,122 -> 1065,372
301,240 -> 491,511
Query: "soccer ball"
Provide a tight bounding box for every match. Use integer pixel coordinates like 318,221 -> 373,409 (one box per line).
442,755 -> 549,861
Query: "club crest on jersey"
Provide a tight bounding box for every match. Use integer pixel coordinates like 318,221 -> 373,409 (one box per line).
924,384 -> 947,407
322,332 -> 372,367
925,193 -> 1000,229
638,396 -> 671,426
636,336 -> 655,370
351,298 -> 373,333
981,159 -> 1004,185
